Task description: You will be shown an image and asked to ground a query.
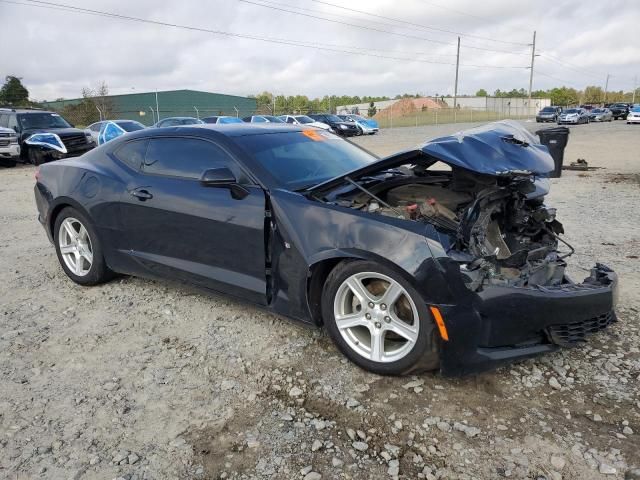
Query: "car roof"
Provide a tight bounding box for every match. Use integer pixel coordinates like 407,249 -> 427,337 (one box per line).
159,116 -> 200,120
13,109 -> 57,114
117,123 -> 307,139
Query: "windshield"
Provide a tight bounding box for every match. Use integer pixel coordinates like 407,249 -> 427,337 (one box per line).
116,121 -> 145,132
263,115 -> 284,123
218,117 -> 244,124
591,109 -> 605,113
632,107 -> 640,112
564,109 -> 579,114
180,118 -> 204,125
241,131 -> 376,189
324,114 -> 343,122
18,112 -> 71,129
541,107 -> 556,112
294,115 -> 315,124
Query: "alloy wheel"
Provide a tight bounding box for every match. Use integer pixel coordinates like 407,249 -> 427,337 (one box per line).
333,272 -> 419,363
58,217 -> 93,277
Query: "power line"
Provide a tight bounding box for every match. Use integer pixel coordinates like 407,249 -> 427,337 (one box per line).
2,0 -> 527,69
238,0 -> 531,56
537,53 -> 605,79
308,0 -> 529,46
535,71 -> 583,88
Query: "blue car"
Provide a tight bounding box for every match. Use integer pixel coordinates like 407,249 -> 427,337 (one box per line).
339,114 -> 379,134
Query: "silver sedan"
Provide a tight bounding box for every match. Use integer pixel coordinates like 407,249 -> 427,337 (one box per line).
589,108 -> 613,122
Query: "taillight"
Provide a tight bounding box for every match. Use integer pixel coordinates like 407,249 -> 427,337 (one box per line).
35,167 -> 41,182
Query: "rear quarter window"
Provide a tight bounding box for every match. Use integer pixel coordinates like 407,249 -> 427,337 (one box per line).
113,139 -> 149,171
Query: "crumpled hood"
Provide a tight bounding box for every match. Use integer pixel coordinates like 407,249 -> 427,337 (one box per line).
307,121 -> 556,195
419,120 -> 554,176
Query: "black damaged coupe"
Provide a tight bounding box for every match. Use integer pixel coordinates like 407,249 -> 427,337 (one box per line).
34,121 -> 618,376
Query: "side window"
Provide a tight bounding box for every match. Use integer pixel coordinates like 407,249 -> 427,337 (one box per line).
253,116 -> 267,123
7,115 -> 19,132
286,117 -> 295,124
90,122 -> 102,132
143,137 -> 240,180
114,139 -> 148,171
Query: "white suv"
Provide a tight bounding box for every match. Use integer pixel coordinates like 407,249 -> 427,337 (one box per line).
0,126 -> 20,167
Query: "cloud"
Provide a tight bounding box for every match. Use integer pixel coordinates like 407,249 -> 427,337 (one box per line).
0,0 -> 638,101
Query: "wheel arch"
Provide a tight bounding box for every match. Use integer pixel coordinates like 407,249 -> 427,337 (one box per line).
305,249 -> 422,326
48,197 -> 93,239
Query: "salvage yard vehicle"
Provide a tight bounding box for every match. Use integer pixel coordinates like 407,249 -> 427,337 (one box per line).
153,117 -> 204,127
308,113 -> 360,137
277,115 -> 332,131
627,106 -> 640,124
557,108 -> 590,125
535,106 -> 562,123
588,108 -> 613,122
242,115 -> 284,123
0,108 -> 95,165
86,119 -> 145,143
0,126 -> 20,167
338,114 -> 379,134
33,121 -> 617,376
202,116 -> 244,124
609,103 -> 630,120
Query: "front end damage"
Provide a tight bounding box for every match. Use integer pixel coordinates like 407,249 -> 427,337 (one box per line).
310,121 -> 618,375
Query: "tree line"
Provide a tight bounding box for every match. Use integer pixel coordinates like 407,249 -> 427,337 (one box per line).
475,86 -> 634,106
1,76 -> 637,118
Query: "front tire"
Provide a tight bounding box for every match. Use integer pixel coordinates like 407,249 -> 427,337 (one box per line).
321,260 -> 440,375
53,207 -> 113,285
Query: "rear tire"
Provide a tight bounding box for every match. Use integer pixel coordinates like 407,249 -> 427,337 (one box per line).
321,260 -> 440,375
53,207 -> 114,286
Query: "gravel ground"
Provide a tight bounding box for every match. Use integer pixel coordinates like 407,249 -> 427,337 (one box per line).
1,120 -> 639,480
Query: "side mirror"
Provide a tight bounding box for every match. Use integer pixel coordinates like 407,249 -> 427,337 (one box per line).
200,167 -> 249,199
200,167 -> 237,186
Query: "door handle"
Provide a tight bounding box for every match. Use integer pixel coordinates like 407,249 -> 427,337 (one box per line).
130,188 -> 153,200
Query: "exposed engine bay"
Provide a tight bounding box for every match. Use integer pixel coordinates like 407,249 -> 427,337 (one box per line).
336,166 -> 571,292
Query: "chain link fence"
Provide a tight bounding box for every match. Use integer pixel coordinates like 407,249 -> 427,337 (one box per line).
49,103 -> 535,129
373,107 -> 534,129
48,104 -> 258,128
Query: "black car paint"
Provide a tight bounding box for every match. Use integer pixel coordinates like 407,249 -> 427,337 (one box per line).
308,114 -> 360,137
609,104 -> 630,119
34,124 -> 618,376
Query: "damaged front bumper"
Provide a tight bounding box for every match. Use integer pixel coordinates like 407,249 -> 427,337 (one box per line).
437,263 -> 618,376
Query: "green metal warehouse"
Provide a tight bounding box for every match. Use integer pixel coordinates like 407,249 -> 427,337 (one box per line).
42,89 -> 257,126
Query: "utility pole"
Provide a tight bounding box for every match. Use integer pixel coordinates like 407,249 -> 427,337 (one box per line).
632,76 -> 637,104
528,31 -> 537,107
603,74 -> 610,103
155,89 -> 160,121
453,36 -> 460,110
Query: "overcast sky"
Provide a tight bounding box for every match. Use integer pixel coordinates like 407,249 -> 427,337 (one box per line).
2,0 -> 639,101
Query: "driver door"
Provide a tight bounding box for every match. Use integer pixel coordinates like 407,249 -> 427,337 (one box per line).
117,135 -> 268,304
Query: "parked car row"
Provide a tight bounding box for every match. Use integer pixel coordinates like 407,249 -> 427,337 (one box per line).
536,104 -> 640,125
0,107 -> 383,167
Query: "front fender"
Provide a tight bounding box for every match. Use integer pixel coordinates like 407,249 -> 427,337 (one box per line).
268,189 -> 465,322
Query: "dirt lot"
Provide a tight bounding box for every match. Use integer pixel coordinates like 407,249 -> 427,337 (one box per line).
1,120 -> 639,480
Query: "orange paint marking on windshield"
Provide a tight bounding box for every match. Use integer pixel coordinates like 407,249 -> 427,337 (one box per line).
301,129 -> 325,141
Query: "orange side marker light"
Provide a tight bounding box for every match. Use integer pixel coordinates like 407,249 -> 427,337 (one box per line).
429,306 -> 449,341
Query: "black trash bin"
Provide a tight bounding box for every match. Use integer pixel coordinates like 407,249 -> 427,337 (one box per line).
536,126 -> 570,178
